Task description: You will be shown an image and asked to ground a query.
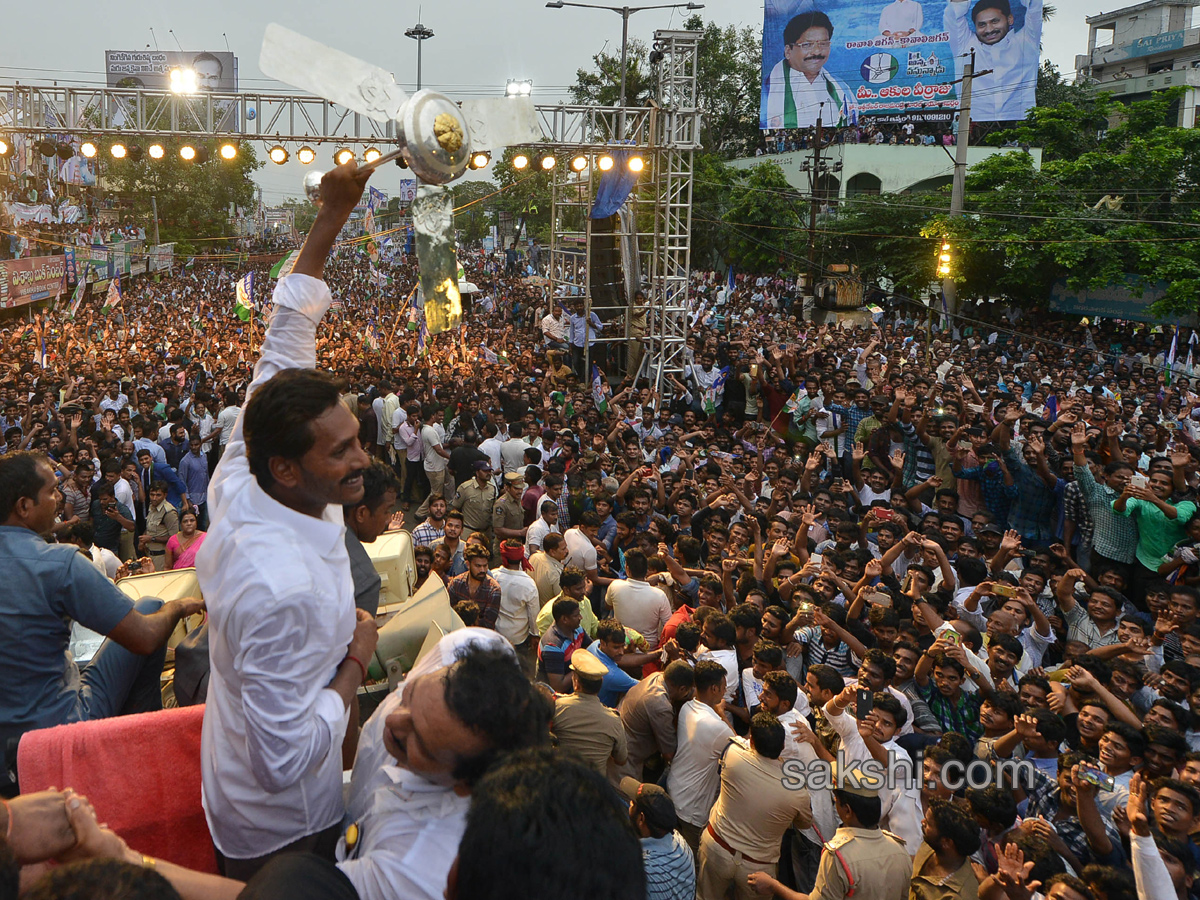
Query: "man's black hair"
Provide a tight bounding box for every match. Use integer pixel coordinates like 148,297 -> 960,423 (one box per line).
783,11 -> 834,45
344,458 -> 401,516
971,0 -> 1011,20
663,660 -> 696,691
455,748 -> 644,900
0,451 -> 49,523
750,711 -> 786,760
243,368 -> 345,490
22,858 -> 181,900
925,798 -> 983,857
808,663 -> 845,695
833,790 -> 881,828
443,647 -> 551,787
967,786 -> 1018,831
763,669 -> 799,707
693,659 -> 728,693
861,648 -> 897,682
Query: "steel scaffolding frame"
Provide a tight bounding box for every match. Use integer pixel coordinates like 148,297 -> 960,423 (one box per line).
1,64 -> 700,387
542,29 -> 700,392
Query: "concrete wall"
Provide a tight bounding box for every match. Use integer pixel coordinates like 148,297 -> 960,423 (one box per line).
729,144 -> 1043,199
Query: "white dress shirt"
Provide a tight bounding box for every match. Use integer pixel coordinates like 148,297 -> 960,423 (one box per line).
944,0 -> 1041,121
524,518 -> 559,557
605,578 -> 672,650
337,764 -> 469,900
879,0 -> 923,34
198,274 -> 356,860
667,699 -> 734,827
491,566 -> 542,646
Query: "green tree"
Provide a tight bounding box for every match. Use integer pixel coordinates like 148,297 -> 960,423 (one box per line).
492,147 -> 553,244
570,39 -> 654,108
823,89 -> 1200,315
280,196 -> 318,234
724,162 -> 802,273
452,180 -> 498,247
103,139 -> 262,251
685,14 -> 764,159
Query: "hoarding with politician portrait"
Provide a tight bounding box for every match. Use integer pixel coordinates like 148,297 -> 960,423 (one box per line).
104,51 -> 238,92
760,0 -> 1041,128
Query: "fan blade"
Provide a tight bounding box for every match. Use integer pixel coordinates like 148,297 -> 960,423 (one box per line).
459,97 -> 543,151
412,185 -> 461,335
260,24 -> 408,124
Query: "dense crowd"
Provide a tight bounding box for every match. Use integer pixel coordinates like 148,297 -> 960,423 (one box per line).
0,162 -> 1197,900
757,121 -> 955,155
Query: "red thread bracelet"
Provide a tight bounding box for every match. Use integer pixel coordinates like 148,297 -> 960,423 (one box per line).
344,655 -> 368,682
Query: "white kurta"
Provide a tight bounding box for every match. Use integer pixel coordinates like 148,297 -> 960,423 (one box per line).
763,60 -> 858,129
944,0 -> 1042,121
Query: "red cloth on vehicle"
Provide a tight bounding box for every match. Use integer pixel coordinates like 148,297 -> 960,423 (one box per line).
17,704 -> 216,873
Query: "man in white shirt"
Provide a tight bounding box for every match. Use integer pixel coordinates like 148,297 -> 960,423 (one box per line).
879,0 -> 923,36
945,0 -> 1041,121
541,303 -> 569,351
197,163 -> 381,881
667,660 -> 734,853
604,548 -> 671,650
492,540 -> 542,674
525,498 -> 560,557
763,12 -> 858,129
215,391 -> 240,462
416,406 -> 451,519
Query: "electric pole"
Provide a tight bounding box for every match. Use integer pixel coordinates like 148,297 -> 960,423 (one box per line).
941,49 -> 991,319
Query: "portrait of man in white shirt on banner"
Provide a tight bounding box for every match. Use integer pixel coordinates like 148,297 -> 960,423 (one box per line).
763,11 -> 859,129
945,0 -> 1042,121
879,0 -> 924,38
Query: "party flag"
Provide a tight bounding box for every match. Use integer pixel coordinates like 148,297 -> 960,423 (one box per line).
234,272 -> 255,321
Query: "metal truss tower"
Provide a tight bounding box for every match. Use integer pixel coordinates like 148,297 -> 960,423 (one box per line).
542,29 -> 701,391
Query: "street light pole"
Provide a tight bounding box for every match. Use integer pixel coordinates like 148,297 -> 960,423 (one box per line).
546,0 -> 703,111
405,22 -> 435,91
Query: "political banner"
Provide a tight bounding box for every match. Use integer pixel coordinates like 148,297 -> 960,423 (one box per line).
760,0 -> 1041,127
397,180 -> 418,204
0,256 -> 70,309
104,50 -> 238,91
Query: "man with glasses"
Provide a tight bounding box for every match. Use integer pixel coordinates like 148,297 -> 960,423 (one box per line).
763,11 -> 858,130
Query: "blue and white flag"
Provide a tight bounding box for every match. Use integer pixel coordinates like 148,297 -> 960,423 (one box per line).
417,314 -> 428,354
703,366 -> 730,415
591,364 -> 609,413
1167,328 -> 1178,385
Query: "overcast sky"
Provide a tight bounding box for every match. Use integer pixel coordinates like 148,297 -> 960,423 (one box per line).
4,0 -> 1100,205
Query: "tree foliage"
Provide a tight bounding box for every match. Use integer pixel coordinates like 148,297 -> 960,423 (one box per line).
280,196 -> 318,234
722,162 -> 803,273
452,180 -> 499,246
820,88 -> 1200,315
104,140 -> 262,251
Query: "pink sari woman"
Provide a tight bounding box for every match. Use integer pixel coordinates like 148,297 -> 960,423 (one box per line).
165,509 -> 207,570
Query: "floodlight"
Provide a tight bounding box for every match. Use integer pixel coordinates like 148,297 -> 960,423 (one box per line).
80,142 -> 98,159
169,67 -> 198,94
512,154 -> 529,170
219,142 -> 238,161
471,151 -> 490,169
179,145 -> 196,161
335,148 -> 355,165
269,145 -> 289,164
598,155 -> 614,171
628,155 -> 645,173
110,143 -> 127,159
541,155 -> 556,170
148,144 -> 165,160
571,156 -> 588,172
297,146 -> 316,165
364,147 -> 382,163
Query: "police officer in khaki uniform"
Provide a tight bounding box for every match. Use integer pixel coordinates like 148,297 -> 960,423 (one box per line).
492,471 -> 527,559
452,460 -> 498,546
747,765 -> 910,900
550,648 -> 629,775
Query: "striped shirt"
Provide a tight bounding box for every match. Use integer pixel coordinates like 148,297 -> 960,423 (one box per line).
411,521 -> 445,547
1073,465 -> 1136,564
642,832 -> 695,900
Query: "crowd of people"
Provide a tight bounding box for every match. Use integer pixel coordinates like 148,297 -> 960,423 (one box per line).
757,120 -> 955,155
1,159 -> 1198,900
